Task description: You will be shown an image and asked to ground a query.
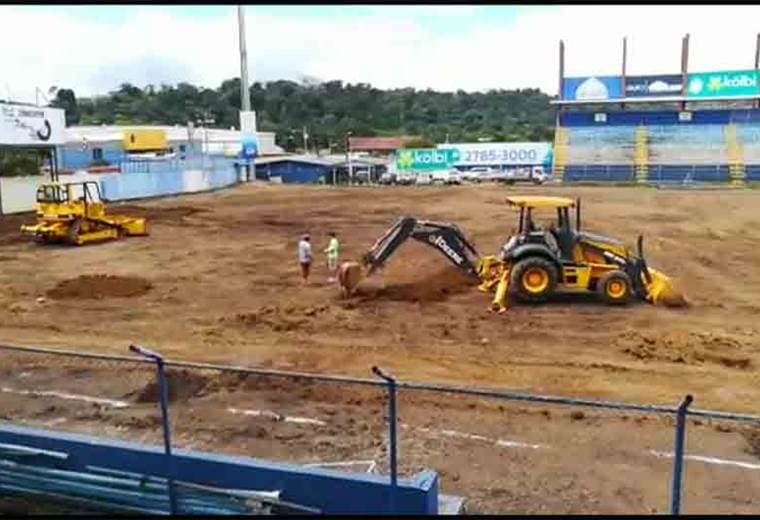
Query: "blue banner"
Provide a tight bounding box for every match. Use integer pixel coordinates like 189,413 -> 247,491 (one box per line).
562,76 -> 622,101
625,74 -> 683,98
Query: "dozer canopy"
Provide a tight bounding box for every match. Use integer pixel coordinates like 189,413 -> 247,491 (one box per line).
506,196 -> 575,210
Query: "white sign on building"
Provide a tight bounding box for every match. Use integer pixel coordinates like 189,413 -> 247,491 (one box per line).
438,142 -> 552,166
0,103 -> 66,146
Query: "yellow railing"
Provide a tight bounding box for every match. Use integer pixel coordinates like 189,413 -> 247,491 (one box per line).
724,124 -> 746,184
552,127 -> 568,180
634,125 -> 648,182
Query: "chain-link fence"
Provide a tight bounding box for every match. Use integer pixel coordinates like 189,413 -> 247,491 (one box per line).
0,342 -> 759,514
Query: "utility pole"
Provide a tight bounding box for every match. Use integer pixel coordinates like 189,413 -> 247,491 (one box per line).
238,5 -> 250,112
345,131 -> 353,186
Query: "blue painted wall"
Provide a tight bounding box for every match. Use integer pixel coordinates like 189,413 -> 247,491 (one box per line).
99,156 -> 241,201
60,144 -> 125,170
59,140 -> 203,171
560,109 -> 760,127
255,161 -> 331,184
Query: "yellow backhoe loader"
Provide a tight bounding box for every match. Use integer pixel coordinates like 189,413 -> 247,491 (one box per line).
340,196 -> 686,312
20,181 -> 148,246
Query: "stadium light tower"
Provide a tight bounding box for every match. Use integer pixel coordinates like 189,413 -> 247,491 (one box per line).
238,5 -> 251,112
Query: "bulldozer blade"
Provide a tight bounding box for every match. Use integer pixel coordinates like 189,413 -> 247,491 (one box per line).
644,267 -> 688,308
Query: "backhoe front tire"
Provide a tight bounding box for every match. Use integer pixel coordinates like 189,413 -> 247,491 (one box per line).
510,257 -> 558,303
597,270 -> 633,305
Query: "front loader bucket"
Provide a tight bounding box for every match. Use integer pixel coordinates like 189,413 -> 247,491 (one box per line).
644,267 -> 688,308
636,234 -> 687,308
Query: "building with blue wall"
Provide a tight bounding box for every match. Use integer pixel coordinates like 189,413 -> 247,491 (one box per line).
59,126 -> 282,172
254,156 -> 334,184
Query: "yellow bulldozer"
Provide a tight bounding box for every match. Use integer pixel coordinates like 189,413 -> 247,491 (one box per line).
20,181 -> 148,246
340,195 -> 686,312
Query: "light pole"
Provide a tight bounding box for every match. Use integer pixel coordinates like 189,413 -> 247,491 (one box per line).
237,5 -> 250,112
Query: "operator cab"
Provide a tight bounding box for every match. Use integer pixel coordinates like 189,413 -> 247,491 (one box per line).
36,182 -> 103,204
501,196 -> 580,262
36,184 -> 68,204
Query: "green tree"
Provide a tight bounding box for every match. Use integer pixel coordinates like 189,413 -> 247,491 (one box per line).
51,88 -> 80,126
76,78 -> 556,145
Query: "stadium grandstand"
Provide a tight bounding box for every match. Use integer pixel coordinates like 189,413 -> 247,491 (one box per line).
552,35 -> 760,184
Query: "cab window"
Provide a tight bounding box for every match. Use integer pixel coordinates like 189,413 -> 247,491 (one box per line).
36,185 -> 66,203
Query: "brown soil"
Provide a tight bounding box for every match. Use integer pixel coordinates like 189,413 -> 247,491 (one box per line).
46,274 -> 153,300
129,369 -> 210,404
2,183 -> 760,513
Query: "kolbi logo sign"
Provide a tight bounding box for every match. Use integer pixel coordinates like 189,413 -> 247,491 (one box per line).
687,69 -> 759,98
395,148 -> 459,171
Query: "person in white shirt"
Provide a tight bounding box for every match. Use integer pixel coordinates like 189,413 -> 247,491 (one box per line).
298,233 -> 312,285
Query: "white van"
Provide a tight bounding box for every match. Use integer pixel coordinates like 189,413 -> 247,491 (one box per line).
500,166 -> 549,185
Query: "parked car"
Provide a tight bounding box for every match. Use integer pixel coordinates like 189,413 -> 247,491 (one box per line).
464,166 -> 499,183
396,171 -> 416,185
415,171 -> 433,185
378,172 -> 397,185
430,168 -> 462,185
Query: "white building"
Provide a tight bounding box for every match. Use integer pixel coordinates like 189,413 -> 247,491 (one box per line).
63,125 -> 282,156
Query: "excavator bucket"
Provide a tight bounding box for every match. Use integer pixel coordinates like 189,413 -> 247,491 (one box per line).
338,261 -> 363,297
643,267 -> 688,308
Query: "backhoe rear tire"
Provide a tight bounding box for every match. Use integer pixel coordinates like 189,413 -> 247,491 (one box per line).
597,270 -> 633,305
510,257 -> 558,303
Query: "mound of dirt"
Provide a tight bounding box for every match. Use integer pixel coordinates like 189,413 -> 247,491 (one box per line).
222,304 -> 329,332
362,266 -> 474,303
47,275 -> 153,300
129,369 -> 209,404
618,330 -> 752,369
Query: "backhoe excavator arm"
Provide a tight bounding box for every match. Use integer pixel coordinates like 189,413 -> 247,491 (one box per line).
362,216 -> 482,278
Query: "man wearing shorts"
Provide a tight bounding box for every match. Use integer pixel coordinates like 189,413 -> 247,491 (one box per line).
324,231 -> 340,283
298,233 -> 312,284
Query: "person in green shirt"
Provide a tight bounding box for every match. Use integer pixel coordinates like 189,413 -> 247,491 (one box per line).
324,231 -> 340,283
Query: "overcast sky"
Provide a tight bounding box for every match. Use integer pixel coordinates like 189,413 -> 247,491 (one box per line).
3,4 -> 760,103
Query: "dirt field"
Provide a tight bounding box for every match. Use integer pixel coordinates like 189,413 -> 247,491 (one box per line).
1,182 -> 760,513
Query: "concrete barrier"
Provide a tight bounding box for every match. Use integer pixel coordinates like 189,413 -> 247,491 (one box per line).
0,159 -> 241,214
0,176 -> 45,214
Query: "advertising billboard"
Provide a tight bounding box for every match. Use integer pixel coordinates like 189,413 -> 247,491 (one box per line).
625,74 -> 683,97
439,142 -> 552,167
239,110 -> 258,159
0,103 -> 66,146
562,76 -> 623,101
395,148 -> 460,171
686,69 -> 759,98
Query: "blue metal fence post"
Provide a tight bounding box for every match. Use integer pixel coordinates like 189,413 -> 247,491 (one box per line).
130,344 -> 178,514
669,394 -> 693,515
372,366 -> 398,514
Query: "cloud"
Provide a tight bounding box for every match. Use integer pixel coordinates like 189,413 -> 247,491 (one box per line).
2,4 -> 760,104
